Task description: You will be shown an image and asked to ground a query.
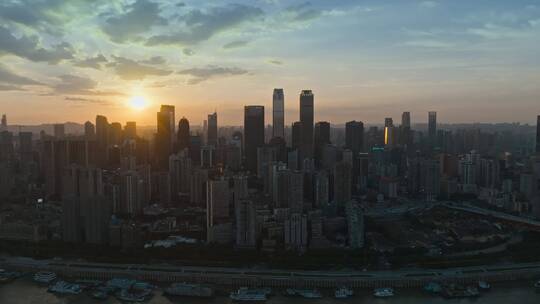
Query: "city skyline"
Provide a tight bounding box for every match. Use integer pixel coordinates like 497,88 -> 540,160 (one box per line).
0,0 -> 539,125
3,1 -> 540,302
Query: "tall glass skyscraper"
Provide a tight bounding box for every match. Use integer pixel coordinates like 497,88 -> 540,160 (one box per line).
156,105 -> 175,169
244,106 -> 265,173
272,89 -> 284,139
345,120 -> 364,154
428,111 -> 437,146
402,112 -> 411,128
536,115 -> 540,154
300,90 -> 314,156
207,112 -> 217,147
177,117 -> 190,152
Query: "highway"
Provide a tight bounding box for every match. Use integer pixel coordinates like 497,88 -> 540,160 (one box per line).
2,256 -> 540,288
443,202 -> 540,228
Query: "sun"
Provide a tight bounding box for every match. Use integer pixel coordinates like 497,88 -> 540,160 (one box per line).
128,96 -> 149,111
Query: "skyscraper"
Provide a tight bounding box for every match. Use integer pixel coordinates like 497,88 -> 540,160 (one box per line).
160,105 -> 176,143
314,121 -> 330,147
109,122 -> 122,145
95,115 -> 109,166
244,106 -> 265,174
536,115 -> 540,154
206,179 -> 230,243
345,121 -> 364,154
156,105 -> 175,169
428,111 -> 437,146
291,121 -> 303,150
84,121 -> 95,139
273,88 -> 285,139
177,117 -> 190,152
402,112 -> 411,128
401,112 -> 411,147
235,199 -> 256,248
207,112 -> 217,147
300,90 -> 314,156
314,121 -> 330,165
18,131 -> 33,163
0,114 -> 6,130
334,161 -> 352,205
124,122 -> 137,140
384,117 -> 393,128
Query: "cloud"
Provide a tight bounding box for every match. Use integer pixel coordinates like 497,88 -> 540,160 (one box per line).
178,66 -> 248,84
140,56 -> 166,65
108,56 -> 172,80
183,48 -> 195,56
65,97 -> 112,106
284,2 -> 322,22
466,23 -> 530,40
223,40 -> 250,49
0,26 -> 73,63
0,0 -> 68,35
101,0 -> 168,42
0,84 -> 25,91
268,59 -> 283,65
402,40 -> 455,48
146,4 -> 263,46
0,63 -> 41,91
51,74 -> 123,96
73,54 -> 108,70
0,64 -> 42,86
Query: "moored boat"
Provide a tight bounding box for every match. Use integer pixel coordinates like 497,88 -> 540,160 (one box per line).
164,283 -> 214,298
441,284 -> 479,298
334,286 -> 354,299
91,288 -> 109,300
423,282 -> 442,293
374,287 -> 394,298
230,287 -> 267,302
285,288 -> 322,298
106,278 -> 136,291
115,288 -> 153,303
478,281 -> 491,290
48,280 -> 82,295
33,271 -> 57,284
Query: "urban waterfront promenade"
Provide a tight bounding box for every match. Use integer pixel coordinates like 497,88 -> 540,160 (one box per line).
2,256 -> 540,289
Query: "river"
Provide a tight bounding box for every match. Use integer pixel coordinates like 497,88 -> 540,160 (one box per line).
1,279 -> 539,304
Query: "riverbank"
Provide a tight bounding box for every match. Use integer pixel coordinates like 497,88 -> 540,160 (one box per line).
2,256 -> 540,289
1,278 -> 540,304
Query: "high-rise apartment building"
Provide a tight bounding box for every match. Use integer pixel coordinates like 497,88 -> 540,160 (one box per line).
402,112 -> 411,128
124,122 -> 137,140
273,88 -> 285,139
536,115 -> 540,154
345,120 -> 364,154
156,105 -> 175,169
177,117 -> 190,152
300,90 -> 314,156
314,121 -> 330,165
84,121 -> 95,139
207,112 -> 217,147
384,117 -> 393,128
235,199 -> 256,248
95,115 -> 109,166
244,106 -> 265,173
428,111 -> 437,146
